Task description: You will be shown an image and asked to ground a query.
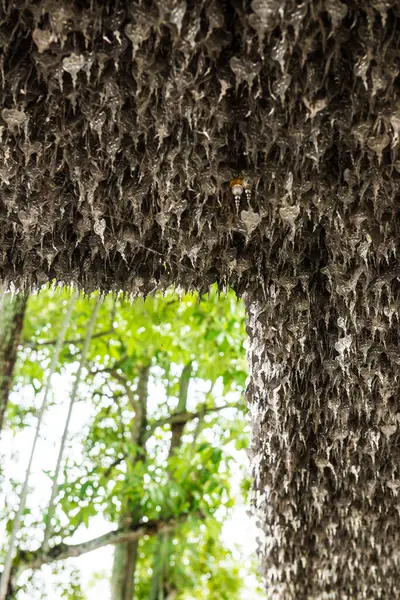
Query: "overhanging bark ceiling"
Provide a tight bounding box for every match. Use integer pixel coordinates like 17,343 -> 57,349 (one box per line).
1,0 -> 400,598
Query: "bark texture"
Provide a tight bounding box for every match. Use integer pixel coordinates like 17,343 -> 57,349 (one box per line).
0,294 -> 27,437
0,1 -> 399,598
111,366 -> 150,600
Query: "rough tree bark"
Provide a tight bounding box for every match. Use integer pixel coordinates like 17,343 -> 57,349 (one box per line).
0,293 -> 27,439
2,2 -> 400,596
110,365 -> 150,600
149,363 -> 192,600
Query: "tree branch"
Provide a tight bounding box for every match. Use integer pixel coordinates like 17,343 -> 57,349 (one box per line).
146,402 -> 241,439
88,354 -> 128,378
17,512 -> 203,573
103,455 -> 126,479
42,295 -> 102,552
23,328 -> 114,349
150,363 -> 192,599
107,368 -> 139,413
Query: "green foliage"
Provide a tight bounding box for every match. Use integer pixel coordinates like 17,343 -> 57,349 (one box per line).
2,286 -> 260,599
135,520 -> 243,600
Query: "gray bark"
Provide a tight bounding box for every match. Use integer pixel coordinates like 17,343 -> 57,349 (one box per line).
0,294 -> 27,439
0,2 -> 400,596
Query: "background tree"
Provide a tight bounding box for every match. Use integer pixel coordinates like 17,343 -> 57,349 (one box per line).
0,287 -> 261,600
0,293 -> 28,439
0,292 -> 77,600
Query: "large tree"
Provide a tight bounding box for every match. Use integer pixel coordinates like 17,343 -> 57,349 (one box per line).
1,1 -> 399,596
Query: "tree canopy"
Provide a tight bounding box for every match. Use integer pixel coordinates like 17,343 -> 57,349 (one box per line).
0,286 -> 262,600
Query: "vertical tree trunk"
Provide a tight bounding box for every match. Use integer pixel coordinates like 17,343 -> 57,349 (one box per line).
169,363 -> 192,452
111,541 -> 140,600
0,293 -> 27,439
149,363 -> 192,600
111,366 -> 150,600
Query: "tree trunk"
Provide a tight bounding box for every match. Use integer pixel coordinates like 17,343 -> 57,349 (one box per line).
0,293 -> 27,439
111,366 -> 150,600
169,363 -> 192,453
111,540 -> 140,600
149,363 -> 192,600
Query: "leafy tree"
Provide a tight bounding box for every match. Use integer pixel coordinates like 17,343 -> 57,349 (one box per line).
1,287 -> 260,599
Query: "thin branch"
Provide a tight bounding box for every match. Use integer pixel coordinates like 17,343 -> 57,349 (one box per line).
0,291 -> 78,600
103,455 -> 126,478
62,453 -> 126,497
190,410 -> 204,457
18,512 -> 203,573
146,402 -> 241,440
42,295 -> 102,552
23,328 -> 114,349
107,369 -> 138,410
176,363 -> 192,415
109,296 -> 118,330
55,454 -> 126,542
88,353 -> 128,378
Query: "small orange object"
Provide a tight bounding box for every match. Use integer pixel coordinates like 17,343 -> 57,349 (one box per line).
229,177 -> 244,189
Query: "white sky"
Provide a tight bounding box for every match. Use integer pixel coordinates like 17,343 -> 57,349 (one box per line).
1,371 -> 264,599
